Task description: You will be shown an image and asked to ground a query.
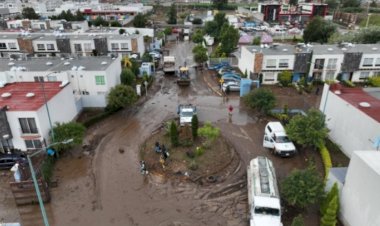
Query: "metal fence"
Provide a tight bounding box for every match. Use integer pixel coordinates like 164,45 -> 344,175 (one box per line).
208,57 -> 238,67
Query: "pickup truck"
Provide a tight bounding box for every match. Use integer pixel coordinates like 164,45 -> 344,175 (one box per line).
263,122 -> 296,157
177,104 -> 197,126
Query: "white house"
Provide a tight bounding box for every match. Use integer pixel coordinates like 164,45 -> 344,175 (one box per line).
320,84 -> 380,157
308,45 -> 344,81
335,151 -> 380,226
0,81 -> 77,152
0,55 -> 122,108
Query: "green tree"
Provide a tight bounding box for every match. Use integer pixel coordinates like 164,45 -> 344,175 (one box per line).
244,88 -> 276,115
141,52 -> 153,62
281,165 -> 324,208
321,183 -> 340,215
133,13 -> 147,28
52,122 -> 86,153
106,85 -> 137,112
303,17 -> 336,44
191,115 -> 199,139
321,196 -> 339,226
192,45 -> 208,66
75,10 -> 85,21
278,71 -> 292,87
286,109 -> 329,148
120,68 -> 136,86
192,29 -> 204,43
22,7 -> 39,19
204,21 -> 219,38
65,10 -> 75,21
325,0 -> 339,11
110,21 -> 122,27
198,122 -> 220,148
252,36 -> 261,45
219,24 -> 239,55
119,29 -> 126,35
93,16 -> 109,27
212,0 -> 228,10
192,18 -> 203,25
170,121 -> 179,146
342,0 -> 360,7
291,214 -> 305,226
130,58 -> 140,76
167,4 -> 177,24
289,0 -> 298,6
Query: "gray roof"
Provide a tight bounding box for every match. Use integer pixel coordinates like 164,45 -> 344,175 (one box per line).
246,44 -> 298,55
310,44 -> 345,55
0,33 -> 140,41
0,33 -> 42,40
329,167 -> 347,184
0,56 -> 118,72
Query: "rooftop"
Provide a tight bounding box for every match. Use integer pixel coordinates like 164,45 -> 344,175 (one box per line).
0,32 -> 140,40
246,44 -> 297,55
354,151 -> 380,176
0,56 -> 118,72
331,86 -> 380,123
0,82 -> 64,111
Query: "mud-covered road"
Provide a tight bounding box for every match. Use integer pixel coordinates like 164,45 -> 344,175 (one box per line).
1,41 -> 322,226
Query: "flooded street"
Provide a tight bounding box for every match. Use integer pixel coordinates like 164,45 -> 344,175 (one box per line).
1,41 -> 321,226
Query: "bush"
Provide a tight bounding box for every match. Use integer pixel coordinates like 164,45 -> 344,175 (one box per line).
198,122 -> 220,148
41,156 -> 55,183
342,80 -> 355,87
321,196 -> 339,226
319,144 -> 333,180
192,18 -> 203,24
243,88 -> 276,115
278,71 -> 292,87
291,214 -> 305,226
120,68 -> 136,86
195,146 -> 205,156
191,115 -> 199,139
321,183 -> 339,215
368,76 -> 380,87
170,121 -> 179,146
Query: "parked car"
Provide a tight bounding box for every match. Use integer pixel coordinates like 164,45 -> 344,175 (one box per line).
208,62 -> 230,70
222,81 -> 240,92
0,153 -> 27,170
222,73 -> 241,81
149,51 -> 161,59
218,66 -> 235,75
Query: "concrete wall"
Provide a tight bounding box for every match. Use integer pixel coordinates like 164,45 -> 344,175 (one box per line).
309,54 -> 344,80
319,84 -> 380,157
340,151 -> 380,226
238,46 -> 255,77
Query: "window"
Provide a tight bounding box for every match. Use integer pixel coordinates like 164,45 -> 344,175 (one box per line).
325,71 -> 335,81
278,59 -> 289,68
83,43 -> 92,51
314,59 -> 325,69
363,58 -> 373,67
25,140 -> 42,149
121,43 -> 128,50
19,118 -> 38,134
0,43 -> 6,49
95,75 -> 105,85
40,24 -> 45,30
34,76 -> 44,82
46,44 -> 54,50
264,72 -> 275,81
359,71 -> 370,80
47,76 -> 57,81
266,59 -> 276,68
8,42 -> 17,50
37,44 -> 45,50
111,43 -> 119,50
375,58 -> 380,67
74,44 -> 82,52
326,58 -> 337,70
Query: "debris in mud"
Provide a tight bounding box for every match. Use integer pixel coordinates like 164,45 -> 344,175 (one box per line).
119,148 -> 125,154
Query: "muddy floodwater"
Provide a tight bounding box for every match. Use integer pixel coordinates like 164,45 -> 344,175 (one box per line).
0,41 -> 322,226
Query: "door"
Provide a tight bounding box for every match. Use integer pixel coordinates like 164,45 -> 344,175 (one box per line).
263,135 -> 275,148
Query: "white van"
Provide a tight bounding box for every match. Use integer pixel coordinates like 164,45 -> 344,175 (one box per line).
247,156 -> 282,226
263,122 -> 296,157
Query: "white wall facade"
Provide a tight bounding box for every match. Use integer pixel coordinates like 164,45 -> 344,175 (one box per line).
309,54 -> 344,81
340,151 -> 380,226
238,46 -> 255,77
0,38 -> 20,51
32,40 -> 58,53
319,84 -> 380,157
70,39 -> 95,56
261,54 -> 294,84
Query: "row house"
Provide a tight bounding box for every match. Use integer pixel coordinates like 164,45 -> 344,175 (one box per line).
0,55 -> 122,109
4,19 -> 88,31
239,43 -> 380,84
0,32 -> 145,58
0,81 -> 77,152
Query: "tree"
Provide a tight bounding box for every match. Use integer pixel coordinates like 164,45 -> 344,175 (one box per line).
321,196 -> 339,226
167,4 -> 177,24
252,36 -> 261,45
106,85 -> 137,112
65,10 -> 75,21
281,165 -> 324,208
191,115 -> 199,139
120,68 -> 136,86
286,109 -> 329,148
219,24 -> 239,55
289,0 -> 298,6
93,16 -> 109,27
119,29 -> 126,35
192,45 -> 208,66
321,183 -> 340,215
130,58 -> 140,76
328,26 -> 380,44
141,52 -> 153,62
325,0 -> 339,11
212,0 -> 228,10
192,18 -> 203,25
133,13 -> 147,28
75,10 -> 85,21
110,21 -> 122,27
244,88 -> 276,115
291,215 -> 305,226
278,71 -> 292,87
204,13 -> 227,39
342,0 -> 360,7
192,29 -> 204,43
170,121 -> 179,146
303,17 -> 336,44
22,7 -> 39,19
51,122 -> 86,153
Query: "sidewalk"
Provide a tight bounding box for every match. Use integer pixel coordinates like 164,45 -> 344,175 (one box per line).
202,69 -> 223,97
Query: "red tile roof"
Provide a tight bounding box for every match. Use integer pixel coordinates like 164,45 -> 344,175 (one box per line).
0,82 -> 63,111
331,87 -> 380,123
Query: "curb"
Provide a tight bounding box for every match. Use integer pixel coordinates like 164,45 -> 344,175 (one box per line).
203,74 -> 223,97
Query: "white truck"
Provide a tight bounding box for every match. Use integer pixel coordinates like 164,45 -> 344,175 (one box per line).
247,156 -> 282,226
263,122 -> 296,157
163,56 -> 176,74
177,104 -> 196,126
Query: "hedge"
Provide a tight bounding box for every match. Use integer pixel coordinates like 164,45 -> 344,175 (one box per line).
319,144 -> 333,180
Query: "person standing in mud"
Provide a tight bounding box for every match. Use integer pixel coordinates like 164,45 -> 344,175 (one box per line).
154,141 -> 161,153
140,160 -> 148,175
161,145 -> 169,161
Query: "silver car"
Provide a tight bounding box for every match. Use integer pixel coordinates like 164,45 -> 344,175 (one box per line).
222,81 -> 240,92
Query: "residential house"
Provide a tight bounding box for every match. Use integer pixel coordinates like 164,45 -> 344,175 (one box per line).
308,45 -> 344,81
0,81 -> 77,152
319,84 -> 380,157
32,35 -> 59,57
0,55 -> 122,108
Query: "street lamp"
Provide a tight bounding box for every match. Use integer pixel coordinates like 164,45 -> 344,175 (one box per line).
27,138 -> 73,226
40,72 -> 58,143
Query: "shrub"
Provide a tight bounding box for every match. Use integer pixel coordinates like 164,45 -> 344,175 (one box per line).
195,146 -> 205,156
191,115 -> 199,139
320,183 -> 339,215
243,88 -> 276,115
278,71 -> 292,87
368,76 -> 380,87
198,122 -> 220,148
41,156 -> 55,183
170,121 -> 179,146
120,68 -> 136,86
291,214 -> 305,226
319,144 -> 333,180
321,196 -> 339,226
